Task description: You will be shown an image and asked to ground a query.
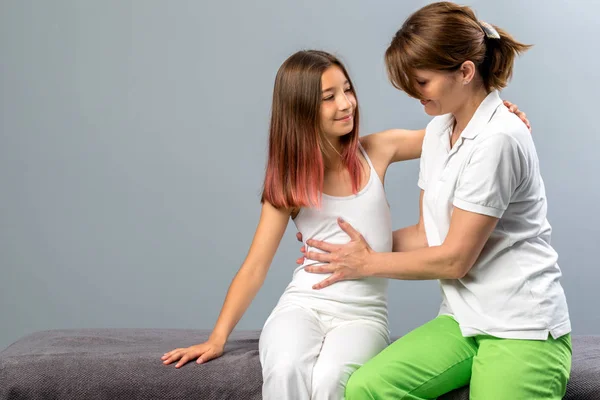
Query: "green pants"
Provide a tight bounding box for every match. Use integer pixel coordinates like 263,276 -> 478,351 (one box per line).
345,315 -> 571,400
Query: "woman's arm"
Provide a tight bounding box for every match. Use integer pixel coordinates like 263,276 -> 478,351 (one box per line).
367,207 -> 497,280
392,190 -> 428,252
162,201 -> 290,367
304,132 -> 521,288
303,207 -> 497,288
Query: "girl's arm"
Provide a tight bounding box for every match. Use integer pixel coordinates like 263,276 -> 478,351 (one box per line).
209,201 -> 290,343
360,130 -> 428,253
360,128 -> 425,168
360,101 -> 530,171
162,201 -> 290,367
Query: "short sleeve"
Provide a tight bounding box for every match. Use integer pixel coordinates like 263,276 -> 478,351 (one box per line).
417,135 -> 427,190
418,115 -> 451,191
453,134 -> 524,218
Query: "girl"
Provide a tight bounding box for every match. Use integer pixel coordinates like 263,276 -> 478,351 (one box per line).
161,49 -> 529,399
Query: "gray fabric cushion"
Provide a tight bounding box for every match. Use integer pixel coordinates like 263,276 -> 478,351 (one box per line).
0,329 -> 262,400
1,329 -> 599,399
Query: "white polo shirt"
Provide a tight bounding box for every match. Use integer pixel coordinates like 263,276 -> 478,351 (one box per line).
418,90 -> 571,340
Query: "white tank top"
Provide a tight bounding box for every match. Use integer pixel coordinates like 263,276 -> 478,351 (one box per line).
277,145 -> 392,326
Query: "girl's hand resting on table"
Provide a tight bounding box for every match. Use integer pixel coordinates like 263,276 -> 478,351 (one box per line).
161,339 -> 224,368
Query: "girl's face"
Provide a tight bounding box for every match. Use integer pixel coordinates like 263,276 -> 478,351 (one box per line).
319,66 -> 356,140
413,68 -> 466,116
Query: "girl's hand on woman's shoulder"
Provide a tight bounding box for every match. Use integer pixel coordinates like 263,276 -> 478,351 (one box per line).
504,100 -> 531,132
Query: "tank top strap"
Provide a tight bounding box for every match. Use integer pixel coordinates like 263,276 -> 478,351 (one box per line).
358,142 -> 376,172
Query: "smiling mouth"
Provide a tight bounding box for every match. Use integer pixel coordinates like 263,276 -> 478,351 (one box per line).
420,99 -> 430,105
335,114 -> 353,121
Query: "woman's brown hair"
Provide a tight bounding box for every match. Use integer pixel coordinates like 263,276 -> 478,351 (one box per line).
385,1 -> 532,98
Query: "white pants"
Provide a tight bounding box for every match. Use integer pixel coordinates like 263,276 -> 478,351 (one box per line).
259,304 -> 389,400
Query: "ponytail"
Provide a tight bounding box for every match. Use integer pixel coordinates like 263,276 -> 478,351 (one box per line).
478,23 -> 532,91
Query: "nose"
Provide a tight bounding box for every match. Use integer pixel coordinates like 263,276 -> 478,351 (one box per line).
336,92 -> 352,111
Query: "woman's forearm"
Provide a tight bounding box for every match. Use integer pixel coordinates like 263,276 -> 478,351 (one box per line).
391,224 -> 428,252
367,245 -> 463,280
392,190 -> 428,253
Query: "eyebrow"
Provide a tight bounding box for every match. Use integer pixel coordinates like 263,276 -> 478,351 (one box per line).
322,80 -> 350,93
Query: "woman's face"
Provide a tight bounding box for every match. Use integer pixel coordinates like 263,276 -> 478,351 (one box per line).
319,66 -> 357,140
414,69 -> 466,116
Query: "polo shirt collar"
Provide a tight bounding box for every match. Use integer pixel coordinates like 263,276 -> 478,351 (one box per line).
433,90 -> 504,141
461,90 -> 503,140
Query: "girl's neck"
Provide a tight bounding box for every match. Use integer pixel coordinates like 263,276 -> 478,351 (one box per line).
323,151 -> 344,171
322,136 -> 344,170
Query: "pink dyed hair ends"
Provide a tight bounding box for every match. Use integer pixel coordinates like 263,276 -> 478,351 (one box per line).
261,50 -> 362,209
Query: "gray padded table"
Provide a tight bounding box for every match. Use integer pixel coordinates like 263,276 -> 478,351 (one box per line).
1,329 -> 599,399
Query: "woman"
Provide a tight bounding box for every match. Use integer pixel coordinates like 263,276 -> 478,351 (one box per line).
301,3 -> 571,399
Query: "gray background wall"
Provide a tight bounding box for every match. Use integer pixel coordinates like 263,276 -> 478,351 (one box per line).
1,0 -> 598,350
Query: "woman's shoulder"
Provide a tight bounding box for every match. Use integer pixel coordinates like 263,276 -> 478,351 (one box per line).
484,106 -> 532,143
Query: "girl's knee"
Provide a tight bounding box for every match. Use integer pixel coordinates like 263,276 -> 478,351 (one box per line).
311,362 -> 352,399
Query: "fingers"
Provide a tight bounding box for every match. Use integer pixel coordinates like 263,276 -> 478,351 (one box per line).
504,100 -> 517,112
197,350 -> 217,364
312,273 -> 342,290
305,251 -> 332,264
515,111 -> 531,131
505,101 -> 518,113
304,264 -> 335,274
504,101 -> 530,131
162,349 -> 184,365
161,348 -> 183,364
296,232 -> 303,242
296,244 -> 307,265
175,354 -> 192,368
162,347 -> 203,368
337,218 -> 363,241
161,348 -> 180,359
305,239 -> 338,253
518,113 -> 531,131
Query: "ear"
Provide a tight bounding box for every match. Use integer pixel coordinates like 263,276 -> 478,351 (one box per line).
459,61 -> 476,85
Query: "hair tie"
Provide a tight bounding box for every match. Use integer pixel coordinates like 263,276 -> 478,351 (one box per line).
479,21 -> 500,39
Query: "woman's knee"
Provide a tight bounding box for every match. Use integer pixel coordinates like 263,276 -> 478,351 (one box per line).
344,365 -> 379,399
